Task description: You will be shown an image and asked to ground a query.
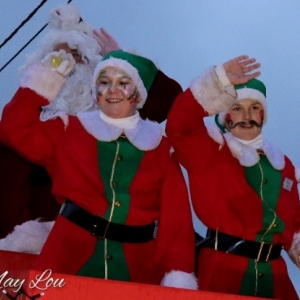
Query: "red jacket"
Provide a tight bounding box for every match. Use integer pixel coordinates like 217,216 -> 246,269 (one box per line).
166,87 -> 300,299
0,87 -> 195,285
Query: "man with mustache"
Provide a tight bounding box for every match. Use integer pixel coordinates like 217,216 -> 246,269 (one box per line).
166,56 -> 300,299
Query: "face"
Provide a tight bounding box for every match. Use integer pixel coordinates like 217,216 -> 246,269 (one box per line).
53,43 -> 83,64
96,66 -> 140,119
225,99 -> 264,141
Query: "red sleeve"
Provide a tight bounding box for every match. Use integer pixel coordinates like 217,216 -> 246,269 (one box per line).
0,87 -> 64,167
153,149 -> 195,281
166,89 -> 222,171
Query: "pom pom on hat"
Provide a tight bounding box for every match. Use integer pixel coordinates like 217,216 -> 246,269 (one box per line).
216,78 -> 267,132
49,4 -> 93,37
19,4 -> 100,73
45,4 -> 100,60
92,50 -> 158,109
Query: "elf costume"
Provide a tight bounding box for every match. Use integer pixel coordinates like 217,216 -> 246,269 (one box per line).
166,66 -> 300,299
0,50 -> 197,288
0,4 -> 183,252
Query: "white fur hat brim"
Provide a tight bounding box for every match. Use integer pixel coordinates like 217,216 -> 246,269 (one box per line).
92,57 -> 147,109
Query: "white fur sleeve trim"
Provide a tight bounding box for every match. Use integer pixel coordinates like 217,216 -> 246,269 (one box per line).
190,67 -> 236,116
295,167 -> 300,183
20,63 -> 66,102
0,220 -> 54,254
288,231 -> 300,268
215,65 -> 231,87
160,270 -> 198,290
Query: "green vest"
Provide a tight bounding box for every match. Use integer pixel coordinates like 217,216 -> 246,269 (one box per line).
78,137 -> 144,280
240,154 -> 284,297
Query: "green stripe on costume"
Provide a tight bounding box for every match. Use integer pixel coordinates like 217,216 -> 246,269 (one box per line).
77,137 -> 144,281
240,155 -> 284,297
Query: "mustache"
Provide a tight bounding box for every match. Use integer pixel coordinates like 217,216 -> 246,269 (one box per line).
227,119 -> 263,129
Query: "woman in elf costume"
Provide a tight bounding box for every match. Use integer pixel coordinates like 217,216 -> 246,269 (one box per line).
0,4 -> 183,248
0,49 -> 197,288
166,56 -> 300,299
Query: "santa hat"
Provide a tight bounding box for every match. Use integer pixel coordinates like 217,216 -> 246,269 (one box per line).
216,78 -> 267,132
20,4 -> 100,73
92,50 -> 159,109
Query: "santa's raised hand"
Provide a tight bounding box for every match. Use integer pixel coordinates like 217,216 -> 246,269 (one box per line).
93,27 -> 121,57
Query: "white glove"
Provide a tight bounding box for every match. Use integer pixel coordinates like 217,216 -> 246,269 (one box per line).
93,27 -> 121,56
41,50 -> 75,76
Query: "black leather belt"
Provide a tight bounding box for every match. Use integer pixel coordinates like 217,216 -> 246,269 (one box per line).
200,229 -> 283,262
60,201 -> 157,243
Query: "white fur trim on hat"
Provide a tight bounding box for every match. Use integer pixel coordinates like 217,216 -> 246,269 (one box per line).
49,4 -> 93,36
237,88 -> 266,105
92,57 -> 147,109
160,270 -> 198,290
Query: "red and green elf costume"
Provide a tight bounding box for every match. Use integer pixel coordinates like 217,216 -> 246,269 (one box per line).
0,51 -> 196,288
166,66 -> 300,299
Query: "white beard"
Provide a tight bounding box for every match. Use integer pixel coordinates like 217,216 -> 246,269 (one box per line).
42,63 -> 98,115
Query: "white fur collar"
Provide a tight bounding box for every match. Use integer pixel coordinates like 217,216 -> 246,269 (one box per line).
206,123 -> 285,169
77,109 -> 162,151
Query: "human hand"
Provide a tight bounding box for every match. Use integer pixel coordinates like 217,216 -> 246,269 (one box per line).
41,50 -> 75,76
93,27 -> 121,56
223,55 -> 261,85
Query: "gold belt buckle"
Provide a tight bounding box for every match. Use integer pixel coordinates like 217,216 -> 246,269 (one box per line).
256,241 -> 273,262
92,216 -> 110,239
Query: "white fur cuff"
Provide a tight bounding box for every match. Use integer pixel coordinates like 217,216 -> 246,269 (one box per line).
288,231 -> 300,268
160,270 -> 198,290
0,220 -> 54,254
215,64 -> 231,87
190,67 -> 236,116
20,63 -> 66,102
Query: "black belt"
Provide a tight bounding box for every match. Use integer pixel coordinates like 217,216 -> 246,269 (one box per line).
200,229 -> 283,262
59,201 -> 157,243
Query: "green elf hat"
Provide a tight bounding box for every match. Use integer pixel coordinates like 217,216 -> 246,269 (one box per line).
92,50 -> 158,109
216,78 -> 267,132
